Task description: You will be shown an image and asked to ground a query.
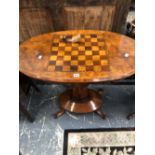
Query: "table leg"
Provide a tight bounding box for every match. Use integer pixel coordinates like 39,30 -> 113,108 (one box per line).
54,84 -> 106,119
95,109 -> 106,119
53,109 -> 65,118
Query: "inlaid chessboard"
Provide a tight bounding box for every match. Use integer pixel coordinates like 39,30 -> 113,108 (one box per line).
48,34 -> 109,72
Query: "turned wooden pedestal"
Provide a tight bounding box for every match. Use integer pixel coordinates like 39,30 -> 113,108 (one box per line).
54,84 -> 106,119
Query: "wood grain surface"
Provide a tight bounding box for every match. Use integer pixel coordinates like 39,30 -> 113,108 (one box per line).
62,6 -> 116,31
19,8 -> 54,42
62,7 -> 85,30
84,6 -> 103,29
100,5 -> 115,30
19,30 -> 135,83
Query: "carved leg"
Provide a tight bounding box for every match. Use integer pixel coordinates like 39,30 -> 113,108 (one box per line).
127,112 -> 135,120
95,109 -> 106,119
53,109 -> 65,118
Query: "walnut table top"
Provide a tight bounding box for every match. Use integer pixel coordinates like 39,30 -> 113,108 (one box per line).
19,30 -> 135,83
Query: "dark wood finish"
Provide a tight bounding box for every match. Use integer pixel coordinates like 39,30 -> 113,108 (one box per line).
20,30 -> 135,83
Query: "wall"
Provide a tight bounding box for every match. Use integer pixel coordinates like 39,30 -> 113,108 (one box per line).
19,0 -> 131,42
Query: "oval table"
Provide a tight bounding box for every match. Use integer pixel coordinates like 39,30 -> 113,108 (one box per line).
20,30 -> 135,119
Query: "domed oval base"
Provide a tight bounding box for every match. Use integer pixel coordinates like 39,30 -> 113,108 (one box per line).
60,89 -> 102,113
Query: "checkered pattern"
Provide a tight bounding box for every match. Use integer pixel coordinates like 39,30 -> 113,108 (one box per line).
48,34 -> 109,72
